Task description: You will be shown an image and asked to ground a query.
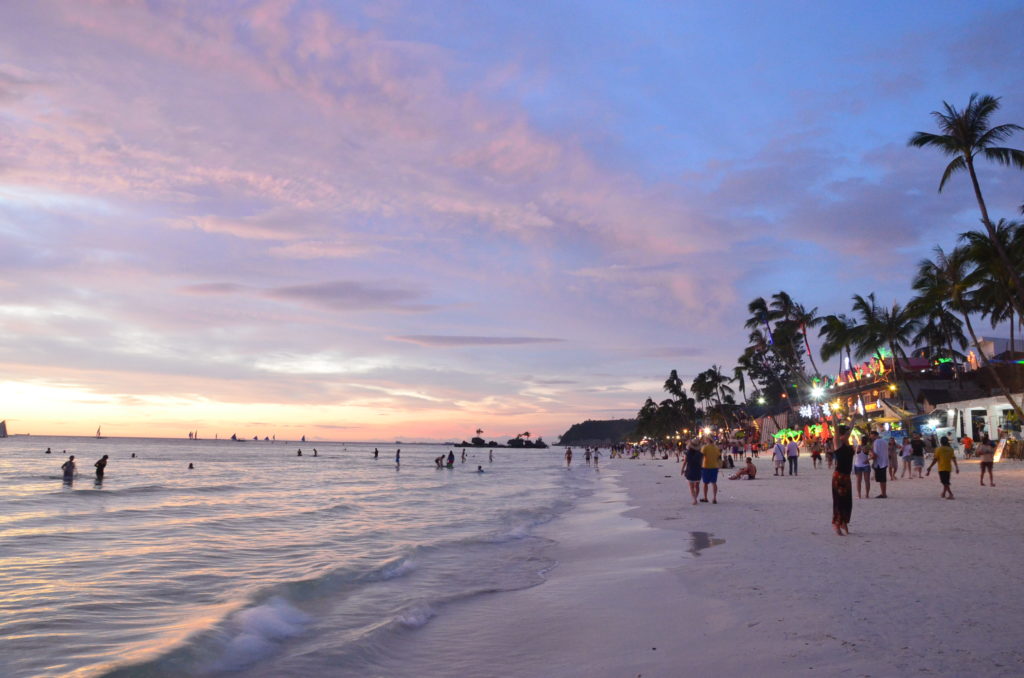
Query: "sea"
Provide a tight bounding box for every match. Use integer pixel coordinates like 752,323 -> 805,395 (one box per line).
0,436 -> 603,677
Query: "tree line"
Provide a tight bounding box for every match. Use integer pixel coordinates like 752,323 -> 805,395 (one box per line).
635,93 -> 1024,440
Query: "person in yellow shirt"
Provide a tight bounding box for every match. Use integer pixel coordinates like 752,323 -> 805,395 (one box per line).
926,436 -> 960,499
700,439 -> 722,504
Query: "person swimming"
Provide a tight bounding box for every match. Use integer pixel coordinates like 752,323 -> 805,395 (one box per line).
297,449 -> 302,456
313,449 -> 318,457
477,465 -> 484,473
188,462 -> 194,470
46,447 -> 52,454
374,448 -> 379,459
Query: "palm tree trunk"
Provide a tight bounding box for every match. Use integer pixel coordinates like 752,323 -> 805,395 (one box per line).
802,326 -> 821,377
963,311 -> 1024,421
966,157 -> 1024,318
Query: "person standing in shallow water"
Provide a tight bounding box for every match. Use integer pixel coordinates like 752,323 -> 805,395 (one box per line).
831,425 -> 854,536
61,455 -> 76,482
564,447 -> 572,467
94,455 -> 108,480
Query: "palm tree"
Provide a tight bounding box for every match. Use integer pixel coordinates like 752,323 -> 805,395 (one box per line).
663,369 -> 685,401
960,220 -> 1023,353
909,93 -> 1024,315
911,245 -> 1024,421
819,312 -> 867,413
792,302 -> 824,377
849,293 -> 921,412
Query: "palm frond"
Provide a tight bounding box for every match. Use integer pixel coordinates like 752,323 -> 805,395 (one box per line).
938,155 -> 967,192
982,146 -> 1024,170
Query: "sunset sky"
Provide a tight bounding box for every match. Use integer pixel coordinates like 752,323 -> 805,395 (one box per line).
1,1 -> 1022,442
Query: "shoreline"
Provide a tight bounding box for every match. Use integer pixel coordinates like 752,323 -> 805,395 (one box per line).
370,454 -> 1024,676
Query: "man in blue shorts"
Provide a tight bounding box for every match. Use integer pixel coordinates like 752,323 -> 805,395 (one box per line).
700,439 -> 722,504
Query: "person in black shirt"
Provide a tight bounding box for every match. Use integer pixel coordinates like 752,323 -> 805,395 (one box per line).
832,425 -> 854,536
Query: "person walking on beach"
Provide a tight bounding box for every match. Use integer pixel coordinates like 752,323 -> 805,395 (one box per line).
900,438 -> 913,478
910,433 -> 926,478
61,455 -> 76,482
786,437 -> 799,476
854,436 -> 871,498
926,436 -> 959,499
977,435 -> 995,486
700,438 -> 722,504
811,439 -> 823,469
831,425 -> 854,536
681,441 -> 703,505
869,431 -> 889,498
888,438 -> 899,481
771,439 -> 786,476
94,454 -> 108,480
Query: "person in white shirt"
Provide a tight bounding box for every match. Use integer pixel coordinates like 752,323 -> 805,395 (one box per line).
899,439 -> 913,479
785,438 -> 800,475
772,440 -> 786,476
869,431 -> 889,498
854,437 -> 872,498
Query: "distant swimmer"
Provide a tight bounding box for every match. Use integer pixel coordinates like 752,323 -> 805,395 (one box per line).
61,455 -> 76,481
489,450 -> 493,463
395,449 -> 401,464
313,449 -> 318,457
188,462 -> 194,470
94,455 -> 108,479
297,449 -> 303,456
131,453 -> 136,458
435,455 -> 444,468
461,450 -> 467,463
565,448 -> 572,468
477,465 -> 484,473
374,448 -> 379,459
46,447 -> 52,454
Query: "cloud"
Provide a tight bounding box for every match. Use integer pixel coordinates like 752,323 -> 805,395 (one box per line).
391,335 -> 565,347
268,281 -> 433,312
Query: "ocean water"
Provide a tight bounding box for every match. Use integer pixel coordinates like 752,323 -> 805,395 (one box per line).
0,437 -> 597,677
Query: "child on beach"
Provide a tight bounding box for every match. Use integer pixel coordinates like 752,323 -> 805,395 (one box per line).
854,439 -> 871,498
977,435 -> 995,486
926,436 -> 960,499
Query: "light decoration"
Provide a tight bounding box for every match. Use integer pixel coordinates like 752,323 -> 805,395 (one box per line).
772,428 -> 803,441
810,385 -> 825,399
799,403 -> 832,418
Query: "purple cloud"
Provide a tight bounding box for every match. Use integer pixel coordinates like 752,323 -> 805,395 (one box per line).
391,335 -> 565,347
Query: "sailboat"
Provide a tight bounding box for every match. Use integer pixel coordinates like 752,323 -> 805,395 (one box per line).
301,435 -> 306,442
0,420 -> 8,438
96,426 -> 103,439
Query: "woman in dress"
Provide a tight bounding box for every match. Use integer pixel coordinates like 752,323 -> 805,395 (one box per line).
831,426 -> 854,535
681,440 -> 704,506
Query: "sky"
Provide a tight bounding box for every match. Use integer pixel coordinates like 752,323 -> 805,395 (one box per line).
1,0 -> 1022,442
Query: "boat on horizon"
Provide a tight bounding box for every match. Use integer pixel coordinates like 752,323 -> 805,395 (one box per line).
95,426 -> 103,439
0,420 -> 7,438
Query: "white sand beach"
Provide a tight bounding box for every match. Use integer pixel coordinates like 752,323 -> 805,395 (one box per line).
605,455 -> 1024,677
381,455 -> 1024,678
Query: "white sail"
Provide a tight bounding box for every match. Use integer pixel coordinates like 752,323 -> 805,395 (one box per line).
0,420 -> 7,438
96,426 -> 102,438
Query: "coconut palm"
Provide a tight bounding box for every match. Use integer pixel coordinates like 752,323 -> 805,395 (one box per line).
911,245 -> 1024,420
849,293 -> 921,412
909,93 -> 1024,315
663,369 -> 685,401
959,220 -> 1023,353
